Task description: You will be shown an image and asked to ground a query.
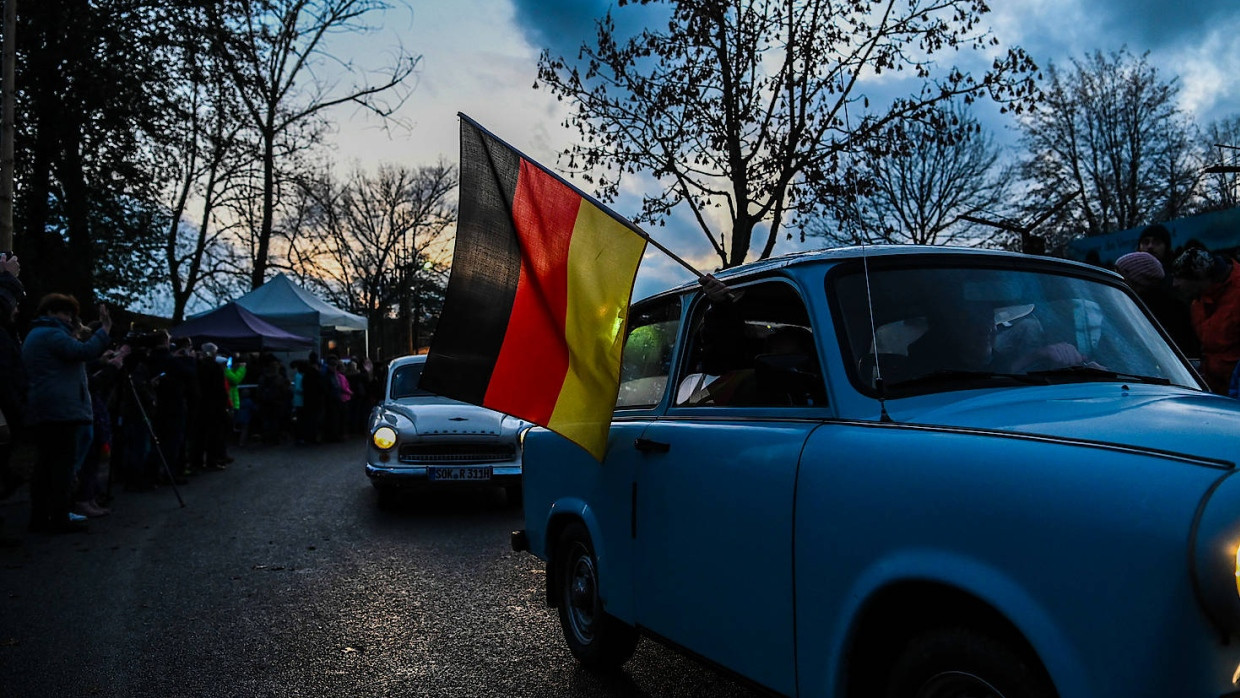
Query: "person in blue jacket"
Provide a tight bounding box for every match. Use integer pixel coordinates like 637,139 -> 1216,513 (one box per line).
22,294 -> 112,533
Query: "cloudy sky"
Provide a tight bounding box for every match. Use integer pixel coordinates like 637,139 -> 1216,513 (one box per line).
327,0 -> 1240,300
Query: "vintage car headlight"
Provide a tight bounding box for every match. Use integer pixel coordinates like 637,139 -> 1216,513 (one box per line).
1191,473 -> 1240,638
1235,544 -> 1240,599
372,426 -> 398,451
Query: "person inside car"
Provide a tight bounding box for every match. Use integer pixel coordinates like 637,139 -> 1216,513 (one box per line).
907,301 -> 1086,377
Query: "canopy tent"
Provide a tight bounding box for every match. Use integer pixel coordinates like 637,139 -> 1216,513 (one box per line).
233,273 -> 368,347
170,302 -> 315,353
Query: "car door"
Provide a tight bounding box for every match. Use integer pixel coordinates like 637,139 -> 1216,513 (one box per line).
632,279 -> 824,697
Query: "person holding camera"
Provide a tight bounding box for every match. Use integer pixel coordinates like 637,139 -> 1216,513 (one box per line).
22,294 -> 111,534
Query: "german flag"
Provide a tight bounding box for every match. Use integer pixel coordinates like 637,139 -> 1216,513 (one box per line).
420,116 -> 648,460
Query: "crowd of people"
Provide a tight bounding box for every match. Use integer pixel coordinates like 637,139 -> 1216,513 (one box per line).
1113,223 -> 1240,395
0,253 -> 384,542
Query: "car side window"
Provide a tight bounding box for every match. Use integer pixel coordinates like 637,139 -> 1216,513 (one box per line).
616,297 -> 682,409
674,281 -> 826,408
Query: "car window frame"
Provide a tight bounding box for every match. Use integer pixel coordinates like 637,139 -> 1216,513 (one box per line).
824,253 -> 1204,399
614,293 -> 687,416
665,275 -> 831,418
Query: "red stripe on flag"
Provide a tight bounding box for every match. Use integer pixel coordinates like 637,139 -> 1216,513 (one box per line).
482,160 -> 578,423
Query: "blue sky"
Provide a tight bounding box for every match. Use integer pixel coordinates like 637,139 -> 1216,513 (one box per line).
329,0 -> 1240,300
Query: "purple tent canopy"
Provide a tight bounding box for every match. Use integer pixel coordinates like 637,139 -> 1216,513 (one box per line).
170,302 -> 315,353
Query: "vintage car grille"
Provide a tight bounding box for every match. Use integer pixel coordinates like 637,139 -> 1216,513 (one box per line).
398,443 -> 516,464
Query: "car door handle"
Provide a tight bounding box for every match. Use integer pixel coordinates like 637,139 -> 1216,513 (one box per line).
634,437 -> 670,453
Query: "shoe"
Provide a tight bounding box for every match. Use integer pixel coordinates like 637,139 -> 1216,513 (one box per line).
207,462 -> 227,471
68,512 -> 87,523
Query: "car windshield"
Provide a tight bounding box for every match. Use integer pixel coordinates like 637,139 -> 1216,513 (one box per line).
390,363 -> 434,399
830,260 -> 1200,396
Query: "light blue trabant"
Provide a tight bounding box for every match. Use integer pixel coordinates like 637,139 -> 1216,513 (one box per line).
512,246 -> 1240,698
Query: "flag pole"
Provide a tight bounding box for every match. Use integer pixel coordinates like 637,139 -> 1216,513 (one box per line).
458,113 -> 708,281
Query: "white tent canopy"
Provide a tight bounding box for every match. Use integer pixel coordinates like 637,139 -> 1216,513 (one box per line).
234,273 -> 368,346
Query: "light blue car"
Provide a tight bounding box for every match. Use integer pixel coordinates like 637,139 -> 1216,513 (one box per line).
513,246 -> 1240,698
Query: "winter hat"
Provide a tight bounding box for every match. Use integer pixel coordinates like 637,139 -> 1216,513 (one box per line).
1172,248 -> 1228,281
1138,223 -> 1172,249
1114,252 -> 1165,288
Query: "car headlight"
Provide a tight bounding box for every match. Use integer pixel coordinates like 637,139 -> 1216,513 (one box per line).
372,426 -> 398,450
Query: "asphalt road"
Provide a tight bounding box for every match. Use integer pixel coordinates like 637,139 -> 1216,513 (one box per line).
0,438 -> 765,698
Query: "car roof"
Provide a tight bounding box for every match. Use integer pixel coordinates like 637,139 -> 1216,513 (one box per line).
641,245 -> 1115,303
387,354 -> 427,370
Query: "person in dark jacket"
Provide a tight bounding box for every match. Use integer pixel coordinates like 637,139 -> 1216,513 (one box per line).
0,255 -> 27,500
22,293 -> 112,533
0,254 -> 26,546
187,343 -> 230,471
148,331 -> 196,483
296,357 -> 325,445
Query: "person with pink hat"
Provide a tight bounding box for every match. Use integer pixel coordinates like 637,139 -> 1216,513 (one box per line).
1114,251 -> 1198,358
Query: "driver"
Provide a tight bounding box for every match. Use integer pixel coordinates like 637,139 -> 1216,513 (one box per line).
908,301 -> 1086,375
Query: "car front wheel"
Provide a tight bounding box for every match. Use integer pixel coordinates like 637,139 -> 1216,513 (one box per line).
555,522 -> 638,672
883,626 -> 1055,698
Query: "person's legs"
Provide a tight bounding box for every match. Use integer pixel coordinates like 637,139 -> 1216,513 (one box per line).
29,423 -> 81,531
123,420 -> 153,491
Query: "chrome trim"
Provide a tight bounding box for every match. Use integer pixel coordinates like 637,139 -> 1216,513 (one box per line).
637,414 -> 1234,471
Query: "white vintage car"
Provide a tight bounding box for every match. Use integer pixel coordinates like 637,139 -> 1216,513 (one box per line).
514,245 -> 1240,698
365,354 -> 527,505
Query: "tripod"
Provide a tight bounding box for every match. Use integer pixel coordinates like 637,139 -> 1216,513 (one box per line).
126,374 -> 186,508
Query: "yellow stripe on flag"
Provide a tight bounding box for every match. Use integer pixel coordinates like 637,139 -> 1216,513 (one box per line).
547,201 -> 647,460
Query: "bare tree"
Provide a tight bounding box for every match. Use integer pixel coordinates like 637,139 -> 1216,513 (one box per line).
1016,48 -> 1198,250
289,162 -> 456,355
156,9 -> 261,322
208,0 -> 420,290
812,103 -> 1009,247
537,0 -> 1038,268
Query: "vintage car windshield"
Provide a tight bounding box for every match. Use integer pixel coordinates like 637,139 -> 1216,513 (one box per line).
389,362 -> 435,399
831,261 -> 1200,396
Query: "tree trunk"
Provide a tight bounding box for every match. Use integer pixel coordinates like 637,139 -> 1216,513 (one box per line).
251,122 -> 276,290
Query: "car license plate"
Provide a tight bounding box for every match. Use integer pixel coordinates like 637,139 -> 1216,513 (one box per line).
428,466 -> 492,482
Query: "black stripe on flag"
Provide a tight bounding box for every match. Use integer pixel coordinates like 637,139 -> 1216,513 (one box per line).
421,119 -> 523,403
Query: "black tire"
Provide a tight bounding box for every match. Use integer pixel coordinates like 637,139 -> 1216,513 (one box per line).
884,627 -> 1056,698
555,521 -> 639,672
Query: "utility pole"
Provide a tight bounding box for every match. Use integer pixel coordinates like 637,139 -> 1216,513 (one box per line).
0,0 -> 15,252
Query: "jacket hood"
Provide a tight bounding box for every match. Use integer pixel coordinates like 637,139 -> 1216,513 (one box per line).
899,383 -> 1240,466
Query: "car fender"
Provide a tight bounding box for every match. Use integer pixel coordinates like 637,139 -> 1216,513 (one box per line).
819,548 -> 1088,698
541,497 -> 613,603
